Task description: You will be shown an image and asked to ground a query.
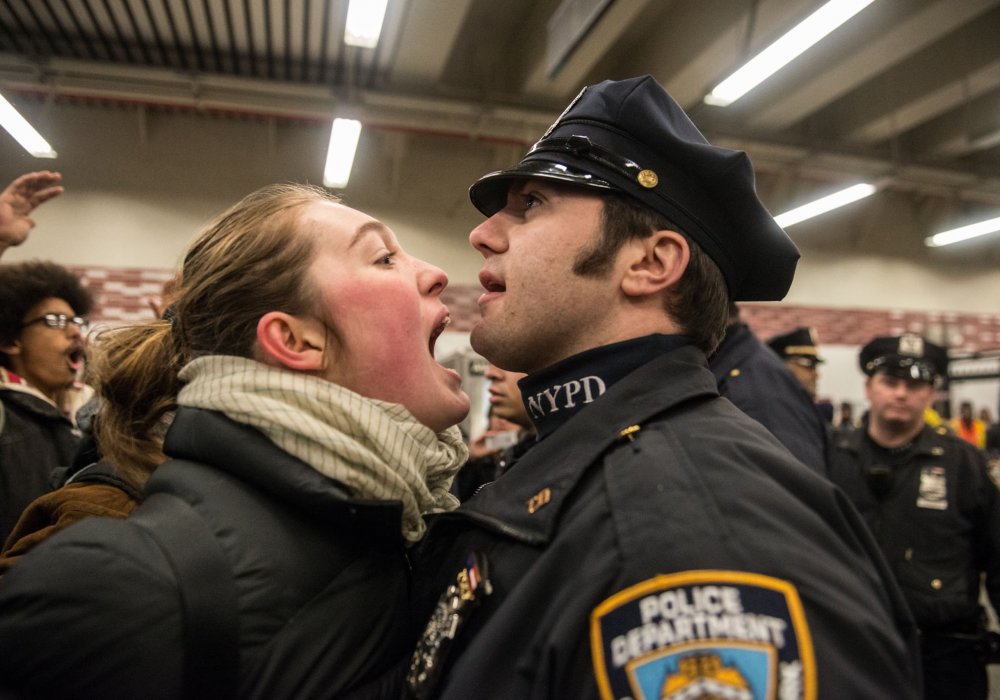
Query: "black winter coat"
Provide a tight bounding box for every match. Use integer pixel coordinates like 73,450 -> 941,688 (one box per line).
408,346 -> 921,699
0,407 -> 410,700
0,388 -> 80,546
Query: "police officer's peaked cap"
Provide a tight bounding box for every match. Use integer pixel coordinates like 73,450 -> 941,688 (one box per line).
767,327 -> 824,363
859,334 -> 948,384
468,75 -> 800,301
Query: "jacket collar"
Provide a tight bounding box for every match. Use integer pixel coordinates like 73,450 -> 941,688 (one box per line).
162,407 -> 405,544
837,418 -> 940,459
444,345 -> 717,544
707,322 -> 757,383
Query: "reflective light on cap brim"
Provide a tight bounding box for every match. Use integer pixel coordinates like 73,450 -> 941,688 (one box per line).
774,183 -> 876,228
0,92 -> 57,158
344,0 -> 388,48
704,0 -> 875,107
323,118 -> 362,189
925,215 -> 1000,248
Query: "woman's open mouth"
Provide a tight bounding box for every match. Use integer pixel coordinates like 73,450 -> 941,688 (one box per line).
429,314 -> 451,356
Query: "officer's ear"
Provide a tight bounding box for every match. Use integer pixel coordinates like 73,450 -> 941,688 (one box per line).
620,230 -> 689,298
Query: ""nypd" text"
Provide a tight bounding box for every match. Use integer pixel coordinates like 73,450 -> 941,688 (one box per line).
525,376 -> 606,420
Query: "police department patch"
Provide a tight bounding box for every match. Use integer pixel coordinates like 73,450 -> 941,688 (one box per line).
590,571 -> 815,700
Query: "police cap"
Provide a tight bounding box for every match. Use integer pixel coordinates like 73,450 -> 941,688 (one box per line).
767,327 -> 824,366
859,334 -> 948,384
468,75 -> 800,301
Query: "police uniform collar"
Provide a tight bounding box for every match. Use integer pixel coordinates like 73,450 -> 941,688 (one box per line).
518,334 -> 693,440
448,345 -> 718,544
848,417 -> 941,460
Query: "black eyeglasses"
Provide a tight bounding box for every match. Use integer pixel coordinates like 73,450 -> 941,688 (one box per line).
21,313 -> 90,332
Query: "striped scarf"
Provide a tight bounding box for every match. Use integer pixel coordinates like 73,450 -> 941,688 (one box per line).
177,355 -> 467,542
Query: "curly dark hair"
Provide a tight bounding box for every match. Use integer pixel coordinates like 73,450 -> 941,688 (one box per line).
0,260 -> 94,364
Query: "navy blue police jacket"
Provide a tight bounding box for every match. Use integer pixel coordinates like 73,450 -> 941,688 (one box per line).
409,344 -> 921,699
828,422 -> 1000,633
710,322 -> 829,475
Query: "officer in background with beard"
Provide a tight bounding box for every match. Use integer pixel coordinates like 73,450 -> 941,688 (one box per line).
829,334 -> 1000,700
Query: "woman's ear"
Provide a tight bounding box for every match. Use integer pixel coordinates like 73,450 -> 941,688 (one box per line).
255,312 -> 327,371
620,230 -> 690,297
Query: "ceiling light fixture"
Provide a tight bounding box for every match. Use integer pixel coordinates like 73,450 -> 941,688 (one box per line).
344,0 -> 389,48
774,183 -> 876,228
0,92 -> 57,158
925,215 -> 1000,248
705,0 -> 875,107
323,118 -> 362,189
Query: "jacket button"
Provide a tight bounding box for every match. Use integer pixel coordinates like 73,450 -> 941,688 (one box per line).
931,579 -> 942,590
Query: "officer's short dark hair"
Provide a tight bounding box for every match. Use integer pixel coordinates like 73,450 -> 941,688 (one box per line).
0,260 -> 93,366
573,190 -> 728,353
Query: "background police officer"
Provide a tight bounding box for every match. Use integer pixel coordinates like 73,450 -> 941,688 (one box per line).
829,333 -> 1000,700
767,326 -> 824,400
710,310 -> 829,474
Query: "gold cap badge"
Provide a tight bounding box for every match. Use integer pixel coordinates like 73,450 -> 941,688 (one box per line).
637,169 -> 659,188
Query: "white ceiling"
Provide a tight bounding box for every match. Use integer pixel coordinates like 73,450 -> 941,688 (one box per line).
1,0 -> 999,263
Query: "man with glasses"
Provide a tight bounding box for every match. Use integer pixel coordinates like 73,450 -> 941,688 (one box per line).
0,260 -> 92,546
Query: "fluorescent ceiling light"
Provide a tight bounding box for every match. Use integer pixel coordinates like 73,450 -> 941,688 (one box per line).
345,0 -> 389,48
774,183 -> 876,228
323,118 -> 362,189
705,0 -> 875,107
925,215 -> 1000,248
0,92 -> 57,158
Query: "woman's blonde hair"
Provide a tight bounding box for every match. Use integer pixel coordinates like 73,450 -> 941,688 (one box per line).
91,183 -> 338,486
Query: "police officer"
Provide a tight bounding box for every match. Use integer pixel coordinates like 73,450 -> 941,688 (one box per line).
406,76 -> 920,699
829,334 -> 1000,700
710,310 -> 828,474
767,326 -> 825,399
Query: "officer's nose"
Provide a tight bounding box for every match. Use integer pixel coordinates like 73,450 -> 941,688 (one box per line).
469,215 -> 509,258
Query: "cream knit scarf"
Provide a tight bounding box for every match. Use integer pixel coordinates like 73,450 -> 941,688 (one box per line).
177,355 -> 468,542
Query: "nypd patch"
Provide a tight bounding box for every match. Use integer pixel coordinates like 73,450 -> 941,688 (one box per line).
590,571 -> 816,700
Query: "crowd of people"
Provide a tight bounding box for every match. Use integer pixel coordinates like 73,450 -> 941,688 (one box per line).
0,75 -> 996,699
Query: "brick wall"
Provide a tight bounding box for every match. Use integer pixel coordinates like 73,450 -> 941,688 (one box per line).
74,266 -> 1000,354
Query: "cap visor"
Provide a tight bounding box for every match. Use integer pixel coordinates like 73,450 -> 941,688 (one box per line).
469,160 -> 615,216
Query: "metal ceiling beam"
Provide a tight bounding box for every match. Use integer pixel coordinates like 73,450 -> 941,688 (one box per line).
389,0 -> 473,85
847,59 -> 1000,149
648,0 -> 814,110
521,0 -> 657,97
748,0 -> 998,130
1,52 -> 998,205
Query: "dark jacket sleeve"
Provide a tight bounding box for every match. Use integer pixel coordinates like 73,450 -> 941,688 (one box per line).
0,518 -> 183,700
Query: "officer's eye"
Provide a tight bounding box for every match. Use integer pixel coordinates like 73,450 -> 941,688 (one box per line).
521,193 -> 542,210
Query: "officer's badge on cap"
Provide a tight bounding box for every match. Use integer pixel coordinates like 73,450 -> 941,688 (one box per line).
859,333 -> 948,384
468,75 -> 800,301
767,327 -> 824,367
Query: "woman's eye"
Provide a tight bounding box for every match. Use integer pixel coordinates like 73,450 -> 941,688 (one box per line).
377,252 -> 397,265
